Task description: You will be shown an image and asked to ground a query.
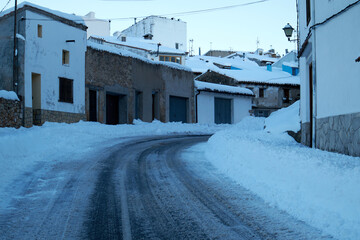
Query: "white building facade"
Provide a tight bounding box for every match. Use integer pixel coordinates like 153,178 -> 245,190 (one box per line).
121,16 -> 187,52
298,0 -> 360,156
0,3 -> 87,127
81,12 -> 110,38
195,81 -> 253,124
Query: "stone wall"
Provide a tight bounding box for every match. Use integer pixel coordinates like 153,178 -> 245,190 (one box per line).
316,112 -> 360,157
0,98 -> 22,128
86,46 -> 195,124
301,122 -> 312,147
32,109 -> 86,126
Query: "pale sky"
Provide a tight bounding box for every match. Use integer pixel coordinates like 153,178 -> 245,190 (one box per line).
7,0 -> 297,55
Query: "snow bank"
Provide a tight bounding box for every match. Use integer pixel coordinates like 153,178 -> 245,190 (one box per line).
0,120 -> 224,207
204,113 -> 360,239
0,90 -> 19,101
265,101 -> 300,133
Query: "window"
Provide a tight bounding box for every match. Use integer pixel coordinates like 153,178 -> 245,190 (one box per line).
59,77 -> 73,103
283,89 -> 290,103
159,55 -> 181,64
37,24 -> 42,38
175,43 -> 179,49
306,0 -> 311,26
62,50 -> 69,65
259,88 -> 265,98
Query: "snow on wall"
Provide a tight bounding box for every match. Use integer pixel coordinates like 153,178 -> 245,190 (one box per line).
24,10 -> 86,114
121,16 -> 187,52
299,0 -> 360,120
87,40 -> 192,72
197,91 -> 251,124
0,90 -> 19,101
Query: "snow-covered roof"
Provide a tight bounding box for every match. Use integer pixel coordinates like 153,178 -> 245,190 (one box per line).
0,2 -> 85,27
0,90 -> 19,101
195,80 -> 254,96
91,35 -> 185,55
187,55 -> 299,86
227,51 -> 280,63
87,40 -> 191,72
283,61 -> 298,68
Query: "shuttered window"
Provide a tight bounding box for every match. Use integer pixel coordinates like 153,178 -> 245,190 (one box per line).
59,77 -> 73,103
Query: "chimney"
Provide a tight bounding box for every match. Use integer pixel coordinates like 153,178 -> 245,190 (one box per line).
266,62 -> 272,72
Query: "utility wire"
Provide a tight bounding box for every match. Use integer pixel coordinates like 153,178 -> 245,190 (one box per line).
21,0 -> 269,22
0,0 -> 12,14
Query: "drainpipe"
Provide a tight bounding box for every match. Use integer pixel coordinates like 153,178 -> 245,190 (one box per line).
13,0 -> 18,94
195,89 -> 201,123
311,0 -> 317,148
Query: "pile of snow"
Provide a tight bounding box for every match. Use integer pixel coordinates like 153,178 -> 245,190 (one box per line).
0,120 -> 225,207
265,101 -> 300,133
0,90 -> 19,101
203,105 -> 360,240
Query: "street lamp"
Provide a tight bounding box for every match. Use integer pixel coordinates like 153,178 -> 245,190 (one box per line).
283,23 -> 296,42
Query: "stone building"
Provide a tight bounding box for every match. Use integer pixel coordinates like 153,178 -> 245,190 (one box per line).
196,70 -> 300,117
86,41 -> 195,124
0,2 -> 87,127
298,0 -> 360,156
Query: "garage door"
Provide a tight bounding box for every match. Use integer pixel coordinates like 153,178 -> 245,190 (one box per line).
215,98 -> 232,124
169,96 -> 188,123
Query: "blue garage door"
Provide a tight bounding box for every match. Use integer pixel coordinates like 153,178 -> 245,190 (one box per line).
170,96 -> 188,123
215,98 -> 232,124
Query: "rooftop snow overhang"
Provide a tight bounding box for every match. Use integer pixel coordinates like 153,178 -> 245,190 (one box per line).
0,4 -> 87,31
196,88 -> 254,97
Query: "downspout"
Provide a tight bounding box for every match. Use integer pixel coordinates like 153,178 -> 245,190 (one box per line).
311,0 -> 317,148
195,89 -> 201,123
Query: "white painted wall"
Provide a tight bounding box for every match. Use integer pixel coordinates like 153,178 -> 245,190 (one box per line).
82,12 -> 110,38
24,10 -> 86,114
299,0 -> 360,122
197,91 -> 251,124
121,16 -> 187,52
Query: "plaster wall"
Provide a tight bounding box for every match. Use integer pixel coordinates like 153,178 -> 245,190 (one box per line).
299,1 -> 360,121
83,19 -> 110,38
197,91 -> 251,124
24,10 -> 86,114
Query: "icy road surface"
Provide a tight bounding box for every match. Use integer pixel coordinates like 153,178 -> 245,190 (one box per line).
0,135 -> 330,240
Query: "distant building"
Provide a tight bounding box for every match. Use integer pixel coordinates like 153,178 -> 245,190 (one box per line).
121,16 -> 187,52
0,2 -> 87,127
204,50 -> 237,58
81,12 -> 110,38
187,55 -> 300,117
298,0 -> 360,156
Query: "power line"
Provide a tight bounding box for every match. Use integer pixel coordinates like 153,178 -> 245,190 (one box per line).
0,0 -> 12,13
21,0 -> 269,22
111,0 -> 269,20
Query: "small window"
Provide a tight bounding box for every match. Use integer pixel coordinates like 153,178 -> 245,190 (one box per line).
59,77 -> 73,103
283,89 -> 290,103
159,56 -> 165,61
306,0 -> 311,25
259,88 -> 265,98
37,24 -> 42,38
62,50 -> 69,65
176,57 -> 181,64
171,57 -> 176,63
165,56 -> 170,62
175,43 -> 179,49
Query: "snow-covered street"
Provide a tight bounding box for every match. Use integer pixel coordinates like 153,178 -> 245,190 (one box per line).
0,104 -> 359,240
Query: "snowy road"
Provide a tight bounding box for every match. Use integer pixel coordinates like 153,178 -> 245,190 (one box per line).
0,135 -> 328,240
